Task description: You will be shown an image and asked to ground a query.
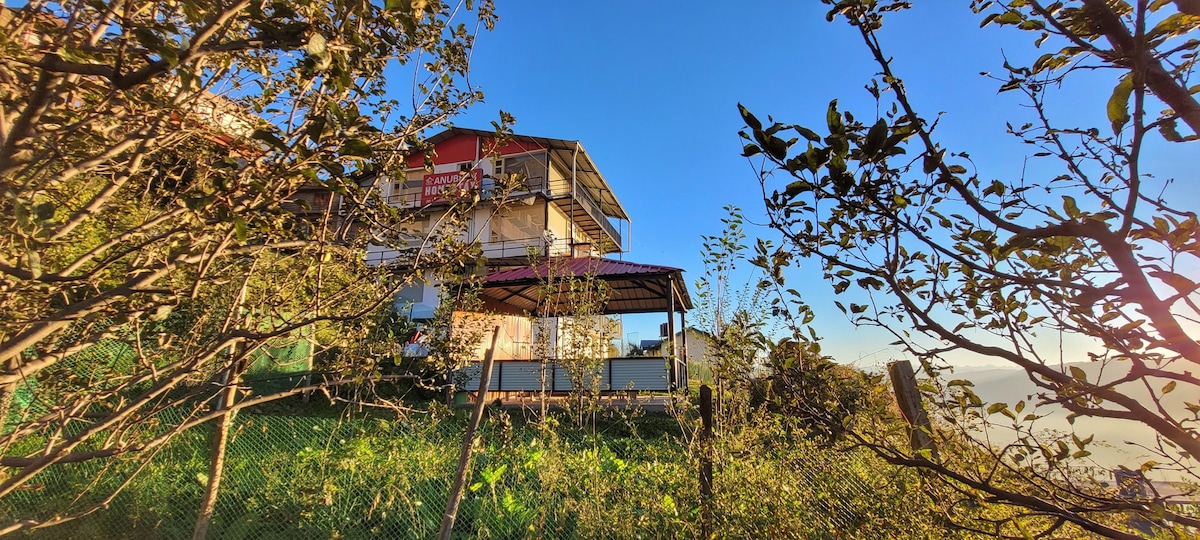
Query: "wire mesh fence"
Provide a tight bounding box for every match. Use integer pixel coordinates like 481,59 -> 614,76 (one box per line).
705,425 -> 942,539
2,404 -> 942,539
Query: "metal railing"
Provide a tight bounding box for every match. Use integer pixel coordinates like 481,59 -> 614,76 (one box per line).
363,236 -> 577,268
457,357 -> 679,393
381,176 -> 621,251
479,236 -> 573,260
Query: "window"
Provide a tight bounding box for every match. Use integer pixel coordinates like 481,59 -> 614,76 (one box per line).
494,153 -> 547,189
490,206 -> 545,244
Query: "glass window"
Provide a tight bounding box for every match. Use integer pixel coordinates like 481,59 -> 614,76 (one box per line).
495,153 -> 547,189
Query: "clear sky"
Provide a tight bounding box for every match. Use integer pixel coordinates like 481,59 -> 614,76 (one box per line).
442,1 -> 1198,369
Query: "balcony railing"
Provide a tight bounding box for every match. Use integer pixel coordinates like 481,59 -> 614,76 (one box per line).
481,237 -> 574,260
385,192 -> 422,208
365,236 -> 578,268
381,175 -> 622,250
558,181 -> 620,250
457,357 -> 676,393
539,176 -> 620,249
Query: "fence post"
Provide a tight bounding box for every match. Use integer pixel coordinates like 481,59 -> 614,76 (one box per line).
699,384 -> 713,538
439,326 -> 501,540
887,360 -> 939,461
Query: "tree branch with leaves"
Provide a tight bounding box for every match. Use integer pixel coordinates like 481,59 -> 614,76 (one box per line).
0,0 -> 506,534
738,0 -> 1198,537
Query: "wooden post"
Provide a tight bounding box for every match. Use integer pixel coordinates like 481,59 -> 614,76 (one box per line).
439,327 -> 501,540
887,360 -> 939,461
699,384 -> 713,538
679,310 -> 689,394
667,287 -> 677,391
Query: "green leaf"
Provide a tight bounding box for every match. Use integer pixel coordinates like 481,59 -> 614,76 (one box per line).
794,125 -> 821,142
826,100 -> 842,133
987,402 -> 1007,415
738,103 -> 762,131
863,118 -> 887,156
234,217 -> 248,242
1069,365 -> 1087,382
995,10 -> 1022,24
784,180 -> 811,197
983,179 -> 1007,197
998,79 -> 1023,93
340,139 -> 373,157
1062,195 -> 1080,219
322,162 -> 345,176
922,150 -> 944,174
1107,75 -> 1133,134
765,136 -> 789,160
1162,381 -> 1176,394
251,129 -> 289,152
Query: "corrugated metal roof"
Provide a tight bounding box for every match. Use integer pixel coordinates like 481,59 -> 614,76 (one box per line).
423,127 -> 630,222
485,257 -> 683,284
479,257 -> 692,315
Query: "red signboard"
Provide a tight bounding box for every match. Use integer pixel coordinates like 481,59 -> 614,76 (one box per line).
421,169 -> 482,205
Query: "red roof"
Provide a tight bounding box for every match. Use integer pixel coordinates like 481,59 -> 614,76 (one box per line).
407,127 -> 630,221
479,257 -> 692,315
485,258 -> 683,284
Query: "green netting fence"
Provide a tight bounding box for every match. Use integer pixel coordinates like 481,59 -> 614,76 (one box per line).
1,404 -> 948,539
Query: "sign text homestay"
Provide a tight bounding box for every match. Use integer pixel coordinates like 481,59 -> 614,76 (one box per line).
421,169 -> 482,205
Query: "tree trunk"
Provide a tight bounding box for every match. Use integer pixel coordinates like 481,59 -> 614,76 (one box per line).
191,360 -> 241,540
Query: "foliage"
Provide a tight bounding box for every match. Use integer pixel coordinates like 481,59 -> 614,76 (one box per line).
531,254 -> 615,427
709,410 -> 951,539
0,0 -> 504,532
1,405 -> 949,539
693,207 -> 775,426
427,277 -> 491,373
738,0 -> 1200,537
753,338 -> 894,442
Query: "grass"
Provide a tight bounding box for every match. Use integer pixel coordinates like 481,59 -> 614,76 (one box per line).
3,396 -> 947,539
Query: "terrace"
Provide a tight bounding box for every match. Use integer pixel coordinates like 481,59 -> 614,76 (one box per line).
457,257 -> 693,400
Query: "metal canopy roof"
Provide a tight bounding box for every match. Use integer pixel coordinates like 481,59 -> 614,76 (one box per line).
424,127 -> 630,221
478,258 -> 692,316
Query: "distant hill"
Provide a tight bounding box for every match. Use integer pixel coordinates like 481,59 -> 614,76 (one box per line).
946,362 -> 1193,482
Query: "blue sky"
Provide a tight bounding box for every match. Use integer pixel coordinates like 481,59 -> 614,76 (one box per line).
443,1 -> 1197,368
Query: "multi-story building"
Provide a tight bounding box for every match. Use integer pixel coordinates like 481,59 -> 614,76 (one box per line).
366,127 -> 693,395
367,127 -> 628,260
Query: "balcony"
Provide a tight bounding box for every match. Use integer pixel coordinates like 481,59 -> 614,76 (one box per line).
481,236 -> 573,261
382,175 -> 622,255
542,177 -> 621,254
